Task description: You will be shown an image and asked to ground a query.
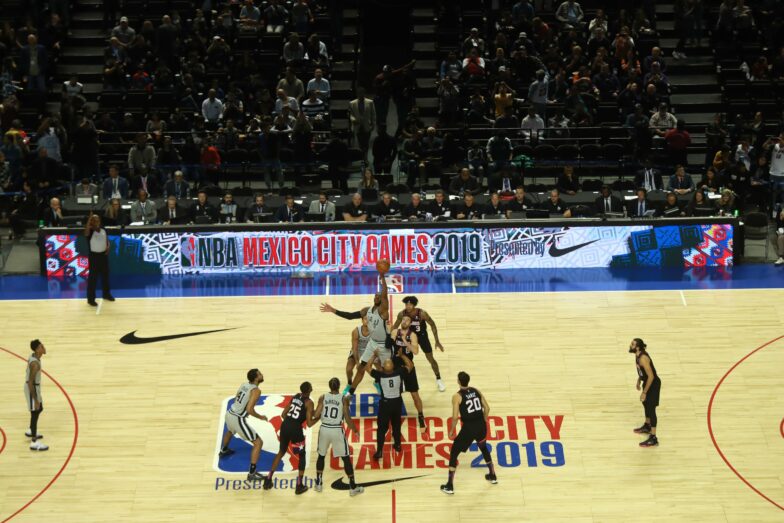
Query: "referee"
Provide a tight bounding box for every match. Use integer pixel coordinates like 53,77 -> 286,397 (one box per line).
369,348 -> 413,460
629,338 -> 661,447
85,214 -> 115,306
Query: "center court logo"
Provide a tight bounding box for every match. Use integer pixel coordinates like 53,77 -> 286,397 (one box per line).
213,394 -> 565,491
213,394 -> 313,475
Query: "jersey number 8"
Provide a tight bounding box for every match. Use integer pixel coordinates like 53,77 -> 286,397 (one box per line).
466,397 -> 482,413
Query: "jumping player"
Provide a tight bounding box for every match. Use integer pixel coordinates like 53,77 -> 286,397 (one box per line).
25,339 -> 48,451
441,371 -> 497,494
346,315 -> 371,386
264,382 -> 319,494
393,295 -> 446,391
314,378 -> 364,496
218,368 -> 268,480
629,338 -> 661,447
320,272 -> 392,394
391,315 -> 427,433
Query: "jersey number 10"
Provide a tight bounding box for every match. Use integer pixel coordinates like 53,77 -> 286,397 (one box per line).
323,406 -> 339,419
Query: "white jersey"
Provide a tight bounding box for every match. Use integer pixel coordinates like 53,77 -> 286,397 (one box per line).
367,306 -> 388,343
25,354 -> 41,385
357,325 -> 370,351
229,382 -> 257,417
771,143 -> 784,177
24,354 -> 42,410
320,392 -> 344,428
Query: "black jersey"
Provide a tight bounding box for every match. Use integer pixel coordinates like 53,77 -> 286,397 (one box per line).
636,351 -> 659,383
394,328 -> 415,359
407,308 -> 427,334
458,387 -> 485,422
283,393 -> 308,426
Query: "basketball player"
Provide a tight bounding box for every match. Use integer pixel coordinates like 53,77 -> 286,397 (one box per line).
314,378 -> 364,496
441,371 -> 497,494
346,315 -> 370,386
368,348 -> 414,460
25,339 -> 48,451
629,338 -> 661,447
392,295 -> 446,392
264,382 -> 319,494
391,315 -> 427,433
218,369 -> 268,480
320,272 -> 392,394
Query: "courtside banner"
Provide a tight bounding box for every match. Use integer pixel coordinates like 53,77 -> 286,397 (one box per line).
43,223 -> 732,278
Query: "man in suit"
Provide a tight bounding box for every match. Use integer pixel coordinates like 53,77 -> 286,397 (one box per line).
488,166 -> 522,194
158,196 -> 186,225
20,34 -> 47,92
594,185 -> 623,214
130,167 -> 160,198
129,189 -> 157,224
635,158 -> 664,192
75,178 -> 99,198
164,170 -> 191,200
102,164 -> 130,200
307,191 -> 336,221
275,194 -> 305,223
245,193 -> 271,222
190,190 -> 217,223
42,197 -> 64,226
627,188 -> 655,217
371,192 -> 401,220
668,164 -> 695,195
348,87 -> 376,163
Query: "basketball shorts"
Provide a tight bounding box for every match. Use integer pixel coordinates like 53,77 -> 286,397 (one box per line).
401,366 -> 419,393
317,425 -> 350,458
417,331 -> 433,353
225,412 -> 258,442
452,420 -> 487,454
360,337 -> 392,365
24,384 -> 42,412
279,421 -> 305,454
644,378 -> 661,407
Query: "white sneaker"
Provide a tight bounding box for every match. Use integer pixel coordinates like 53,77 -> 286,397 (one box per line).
775,257 -> 784,265
436,379 -> 446,392
30,440 -> 49,451
314,481 -> 323,493
349,485 -> 365,497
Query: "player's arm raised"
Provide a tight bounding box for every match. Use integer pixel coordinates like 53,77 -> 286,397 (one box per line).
305,398 -> 319,427
320,302 -> 368,320
391,310 -> 405,329
343,396 -> 358,433
378,273 -> 389,315
28,361 -> 40,410
422,310 -> 444,351
448,392 -> 461,438
396,348 -> 414,372
245,387 -> 268,421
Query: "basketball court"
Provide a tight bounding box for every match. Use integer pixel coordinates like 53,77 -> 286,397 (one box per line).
1,269 -> 783,522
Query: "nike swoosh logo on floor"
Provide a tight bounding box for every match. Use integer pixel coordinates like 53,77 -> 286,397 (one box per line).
120,328 -> 238,345
548,239 -> 598,257
331,474 -> 428,490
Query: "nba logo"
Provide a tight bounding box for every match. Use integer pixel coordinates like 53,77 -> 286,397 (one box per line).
180,236 -> 196,267
379,274 -> 404,294
214,394 -> 312,474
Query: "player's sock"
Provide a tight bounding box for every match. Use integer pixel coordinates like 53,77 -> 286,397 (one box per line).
249,463 -> 256,474
349,476 -> 357,489
418,413 -> 426,428
297,476 -> 302,486
316,472 -> 322,484
446,470 -> 454,485
486,461 -> 496,476
435,372 -> 441,379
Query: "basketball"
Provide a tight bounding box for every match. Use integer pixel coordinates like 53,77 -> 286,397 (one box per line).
376,258 -> 391,274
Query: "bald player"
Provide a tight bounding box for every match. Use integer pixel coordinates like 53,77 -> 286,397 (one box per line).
392,295 -> 446,391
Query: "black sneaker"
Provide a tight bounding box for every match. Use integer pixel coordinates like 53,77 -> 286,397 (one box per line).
373,451 -> 383,460
633,424 -> 651,434
295,484 -> 309,495
485,474 -> 498,484
218,447 -> 235,458
440,483 -> 454,495
87,300 -> 98,307
393,443 -> 402,453
104,295 -> 115,302
418,413 -> 426,433
262,478 -> 274,490
639,435 -> 659,447
247,471 -> 265,481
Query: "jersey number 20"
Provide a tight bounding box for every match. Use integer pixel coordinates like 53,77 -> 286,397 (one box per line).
466,397 -> 482,413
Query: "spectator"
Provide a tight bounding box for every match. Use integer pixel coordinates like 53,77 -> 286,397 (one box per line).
264,0 -> 289,34
698,167 -> 724,194
372,125 -> 397,175
449,168 -> 480,195
628,188 -> 654,216
36,124 -> 61,162
104,36 -> 127,64
202,89 -> 224,127
348,87 -> 376,163
164,170 -> 190,200
155,15 -> 178,66
157,136 -> 182,178
307,191 -> 336,221
342,192 -> 368,222
131,166 -> 159,197
190,189 -> 216,223
668,164 -> 695,194
245,194 -> 270,222
486,132 -> 513,174
635,158 -> 665,192
239,0 -> 262,32
440,51 -> 462,82
734,139 -> 754,171
20,34 -> 47,92
455,190 -> 482,220
462,28 -> 485,56
556,0 -> 585,26
127,133 -> 156,177
663,119 -> 691,166
521,106 -> 545,143
402,192 -> 427,220
200,140 -> 222,186
493,81 -> 515,118
540,188 -> 569,216
593,63 -> 620,101
158,195 -> 185,225
643,47 -> 667,74
274,88 -> 299,114
489,166 -> 522,195
102,165 -> 129,199
372,192 -> 401,220
437,77 -> 460,126
661,191 -> 685,216
283,33 -> 305,65
595,185 -> 623,214
557,166 -> 580,195
466,142 -> 487,182
291,0 -> 314,35
358,168 -> 379,192
217,192 -> 239,223
462,48 -> 486,83
495,105 -> 519,130
62,75 -> 84,100
715,189 -> 737,215
429,189 -> 451,217
649,103 -> 677,136
686,189 -> 711,216
306,68 -> 330,101
27,148 -> 59,190
103,197 -> 130,226
304,34 -> 329,69
111,16 -> 136,47
206,36 -> 231,70
484,192 -> 505,218
588,8 -> 608,40
75,178 -> 98,197
505,186 -> 535,217
129,188 -> 157,223
705,113 -> 728,167
301,89 -> 326,119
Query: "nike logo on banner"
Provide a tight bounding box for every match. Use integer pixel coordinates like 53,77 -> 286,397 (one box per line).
331,474 -> 427,491
548,240 -> 598,257
120,328 -> 238,345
